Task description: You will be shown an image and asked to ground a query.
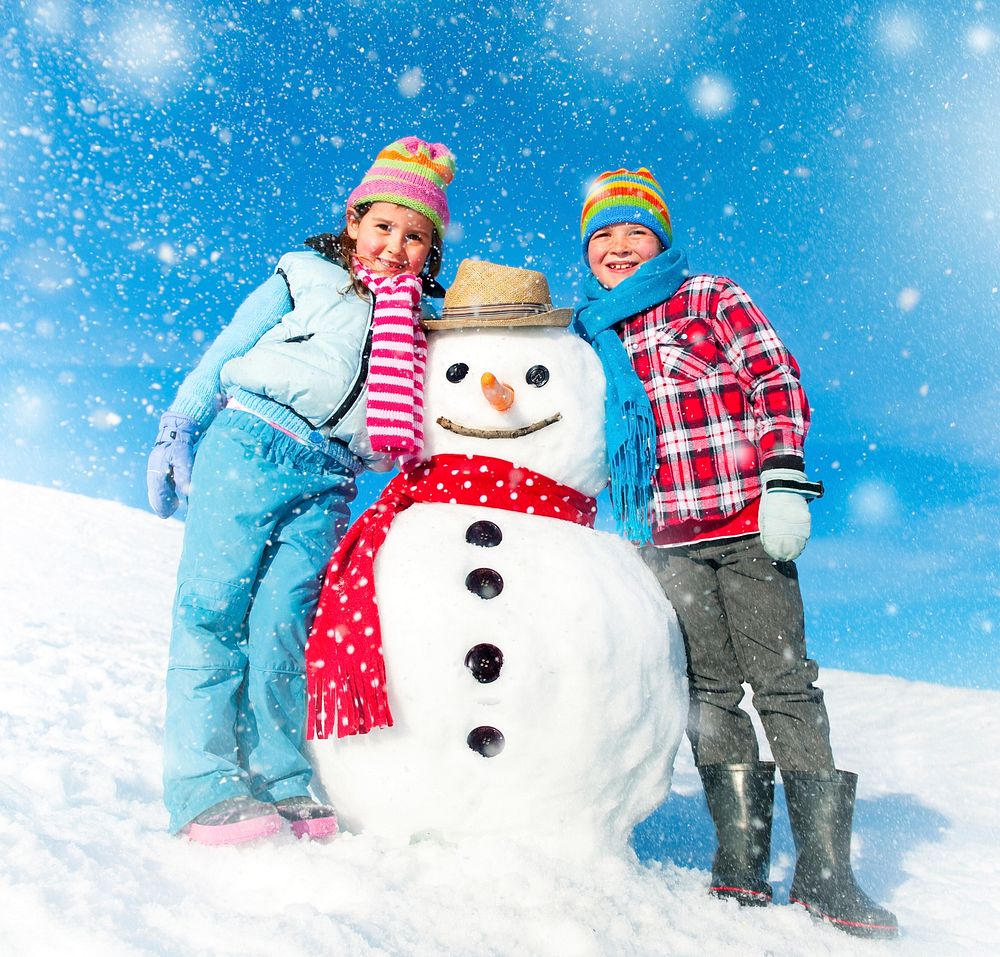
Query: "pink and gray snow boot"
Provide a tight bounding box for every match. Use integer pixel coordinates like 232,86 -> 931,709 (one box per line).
183,796 -> 282,846
275,796 -> 339,839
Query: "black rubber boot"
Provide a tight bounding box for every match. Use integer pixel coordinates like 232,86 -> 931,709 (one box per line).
699,761 -> 775,906
783,769 -> 899,939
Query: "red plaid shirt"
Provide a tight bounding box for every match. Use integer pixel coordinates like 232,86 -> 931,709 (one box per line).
619,274 -> 809,532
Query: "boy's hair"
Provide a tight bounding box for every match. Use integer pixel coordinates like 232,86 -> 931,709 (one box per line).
580,167 -> 673,258
305,202 -> 444,298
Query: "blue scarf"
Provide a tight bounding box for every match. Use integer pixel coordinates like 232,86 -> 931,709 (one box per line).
571,247 -> 690,542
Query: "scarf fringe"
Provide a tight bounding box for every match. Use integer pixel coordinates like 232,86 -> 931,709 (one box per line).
306,590 -> 394,740
307,654 -> 393,740
608,401 -> 655,543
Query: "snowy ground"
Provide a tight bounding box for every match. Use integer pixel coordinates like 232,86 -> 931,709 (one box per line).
1,478 -> 997,956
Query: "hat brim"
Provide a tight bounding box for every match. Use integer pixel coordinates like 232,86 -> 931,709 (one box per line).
422,307 -> 573,330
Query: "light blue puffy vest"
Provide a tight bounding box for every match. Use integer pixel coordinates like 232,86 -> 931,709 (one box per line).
220,250 -> 386,465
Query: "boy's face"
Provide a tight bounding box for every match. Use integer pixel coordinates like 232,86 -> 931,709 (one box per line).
586,222 -> 664,289
348,201 -> 435,277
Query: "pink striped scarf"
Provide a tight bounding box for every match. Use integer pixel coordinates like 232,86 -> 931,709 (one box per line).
354,260 -> 427,457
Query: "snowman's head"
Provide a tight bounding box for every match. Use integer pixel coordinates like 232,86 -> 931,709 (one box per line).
420,260 -> 609,495
421,326 -> 609,496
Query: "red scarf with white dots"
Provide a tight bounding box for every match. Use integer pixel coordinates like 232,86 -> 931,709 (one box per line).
306,453 -> 598,739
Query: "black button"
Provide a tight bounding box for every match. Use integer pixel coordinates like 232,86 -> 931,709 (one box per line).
465,643 -> 504,683
525,364 -> 550,387
465,567 -> 503,599
465,520 -> 502,547
446,362 -> 470,383
467,726 -> 505,757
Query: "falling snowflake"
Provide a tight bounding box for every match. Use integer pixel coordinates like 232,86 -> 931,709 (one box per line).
688,74 -> 735,119
157,243 -> 178,266
897,287 -> 921,311
89,409 -> 123,430
966,25 -> 997,55
877,10 -> 923,56
108,14 -> 190,78
398,67 -> 425,98
849,480 -> 900,527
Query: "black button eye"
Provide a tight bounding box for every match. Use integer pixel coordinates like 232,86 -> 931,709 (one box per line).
446,362 -> 470,383
525,365 -> 549,387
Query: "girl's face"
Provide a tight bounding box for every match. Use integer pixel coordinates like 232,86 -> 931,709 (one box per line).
586,222 -> 664,289
347,201 -> 435,277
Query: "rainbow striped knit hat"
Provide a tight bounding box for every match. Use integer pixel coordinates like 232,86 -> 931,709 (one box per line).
580,167 -> 672,257
347,136 -> 456,240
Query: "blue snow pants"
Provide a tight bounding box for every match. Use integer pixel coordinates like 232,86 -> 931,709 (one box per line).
162,408 -> 360,833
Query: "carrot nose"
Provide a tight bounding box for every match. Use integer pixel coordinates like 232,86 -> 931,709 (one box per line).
481,372 -> 515,412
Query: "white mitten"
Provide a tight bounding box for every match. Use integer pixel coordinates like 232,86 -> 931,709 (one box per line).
757,468 -> 824,562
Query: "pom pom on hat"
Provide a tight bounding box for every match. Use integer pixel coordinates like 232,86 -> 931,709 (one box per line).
347,136 -> 456,240
580,167 -> 672,258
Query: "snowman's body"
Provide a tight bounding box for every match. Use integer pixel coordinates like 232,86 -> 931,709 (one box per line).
309,326 -> 687,855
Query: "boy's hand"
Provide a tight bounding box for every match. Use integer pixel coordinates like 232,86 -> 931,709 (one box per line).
758,468 -> 824,562
146,413 -> 201,518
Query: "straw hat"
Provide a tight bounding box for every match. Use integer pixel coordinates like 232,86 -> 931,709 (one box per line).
425,259 -> 573,329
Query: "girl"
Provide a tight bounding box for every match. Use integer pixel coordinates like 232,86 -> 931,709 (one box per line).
146,136 -> 456,845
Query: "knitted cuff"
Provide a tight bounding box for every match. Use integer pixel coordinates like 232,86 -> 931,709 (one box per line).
760,467 -> 824,501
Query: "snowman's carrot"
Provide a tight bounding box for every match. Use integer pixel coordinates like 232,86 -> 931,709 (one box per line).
481,372 -> 515,411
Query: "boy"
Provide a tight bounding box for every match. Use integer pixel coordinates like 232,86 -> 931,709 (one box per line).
572,168 -> 897,940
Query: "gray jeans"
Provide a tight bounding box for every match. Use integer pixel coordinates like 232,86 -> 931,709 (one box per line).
642,536 -> 835,772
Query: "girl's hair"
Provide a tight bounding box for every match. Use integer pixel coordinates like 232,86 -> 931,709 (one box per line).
305,203 -> 445,298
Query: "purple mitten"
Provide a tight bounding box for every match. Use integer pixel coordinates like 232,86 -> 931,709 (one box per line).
146,412 -> 201,518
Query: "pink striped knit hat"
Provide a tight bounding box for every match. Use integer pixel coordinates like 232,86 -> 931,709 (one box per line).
347,136 -> 456,240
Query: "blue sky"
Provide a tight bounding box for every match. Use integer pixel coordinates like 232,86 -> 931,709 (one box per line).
2,0 -> 998,687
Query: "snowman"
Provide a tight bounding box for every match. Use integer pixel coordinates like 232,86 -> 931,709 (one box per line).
305,260 -> 687,857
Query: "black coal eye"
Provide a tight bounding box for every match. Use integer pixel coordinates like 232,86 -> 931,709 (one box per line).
446,362 -> 469,383
525,365 -> 549,387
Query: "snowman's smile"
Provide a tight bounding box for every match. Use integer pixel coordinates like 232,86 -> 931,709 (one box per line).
436,412 -> 562,439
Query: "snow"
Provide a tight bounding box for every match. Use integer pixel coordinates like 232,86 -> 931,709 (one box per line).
2,476 -> 999,955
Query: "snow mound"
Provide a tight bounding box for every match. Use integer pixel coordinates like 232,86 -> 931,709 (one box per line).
1,479 -> 997,956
